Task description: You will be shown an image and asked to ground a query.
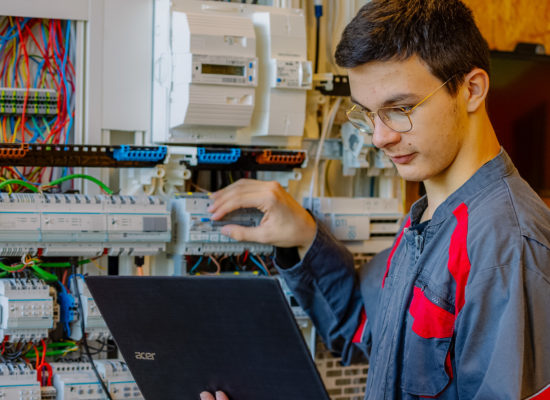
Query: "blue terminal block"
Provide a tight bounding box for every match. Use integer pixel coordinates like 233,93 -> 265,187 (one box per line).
197,147 -> 241,164
112,145 -> 168,162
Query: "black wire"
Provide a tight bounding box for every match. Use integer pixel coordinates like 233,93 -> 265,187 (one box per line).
71,261 -> 113,400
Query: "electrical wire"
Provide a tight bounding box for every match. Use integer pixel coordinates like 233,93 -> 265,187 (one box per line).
189,256 -> 203,274
308,97 -> 342,208
249,254 -> 269,276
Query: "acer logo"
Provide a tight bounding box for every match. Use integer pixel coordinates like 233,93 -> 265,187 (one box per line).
135,352 -> 156,360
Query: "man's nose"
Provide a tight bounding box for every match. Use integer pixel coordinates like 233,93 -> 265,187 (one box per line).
371,117 -> 402,149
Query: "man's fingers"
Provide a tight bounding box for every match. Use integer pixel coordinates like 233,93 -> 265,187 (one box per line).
209,179 -> 276,216
210,192 -> 268,221
215,391 -> 230,400
221,224 -> 267,244
199,392 -> 215,400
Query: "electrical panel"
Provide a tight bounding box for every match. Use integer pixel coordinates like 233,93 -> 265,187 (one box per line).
0,279 -> 54,342
306,197 -> 403,254
66,276 -> 110,342
0,363 -> 40,400
94,360 -> 144,400
0,193 -> 170,257
170,194 -> 273,256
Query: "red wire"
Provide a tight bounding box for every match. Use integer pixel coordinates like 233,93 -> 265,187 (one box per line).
15,18 -> 31,143
40,339 -> 47,366
243,250 -> 249,263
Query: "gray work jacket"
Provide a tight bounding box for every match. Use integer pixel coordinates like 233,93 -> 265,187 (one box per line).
276,150 -> 550,399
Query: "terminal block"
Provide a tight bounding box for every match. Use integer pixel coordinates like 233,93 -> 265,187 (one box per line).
0,194 -> 170,257
256,150 -> 305,166
0,87 -> 58,116
0,143 -> 29,159
169,194 -> 273,256
112,145 -> 167,163
95,360 -> 143,400
68,276 -> 110,342
197,147 -> 241,164
0,363 -> 40,400
0,144 -> 168,168
0,278 -> 54,342
40,386 -> 57,400
52,362 -> 106,400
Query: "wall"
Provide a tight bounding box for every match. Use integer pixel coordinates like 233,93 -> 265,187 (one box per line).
462,1 -> 550,51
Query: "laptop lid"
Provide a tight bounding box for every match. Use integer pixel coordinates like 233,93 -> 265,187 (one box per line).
85,275 -> 330,400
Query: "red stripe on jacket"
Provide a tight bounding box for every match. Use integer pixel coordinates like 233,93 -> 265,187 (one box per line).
352,309 -> 367,343
447,203 -> 472,317
526,384 -> 550,399
382,217 -> 411,288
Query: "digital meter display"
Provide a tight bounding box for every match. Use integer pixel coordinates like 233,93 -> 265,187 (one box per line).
202,64 -> 245,76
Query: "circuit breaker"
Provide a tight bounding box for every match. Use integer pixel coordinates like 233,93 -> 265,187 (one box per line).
0,363 -> 40,400
95,360 -> 143,400
0,279 -> 54,342
67,276 -> 110,342
169,194 -> 273,255
0,193 -> 170,257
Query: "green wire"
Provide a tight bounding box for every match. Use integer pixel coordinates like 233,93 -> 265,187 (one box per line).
0,262 -> 25,272
0,259 -> 91,281
0,175 -> 112,195
30,264 -> 58,282
45,174 -> 113,194
0,179 -> 39,193
38,259 -> 91,268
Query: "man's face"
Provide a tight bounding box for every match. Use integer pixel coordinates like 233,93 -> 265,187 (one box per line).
348,56 -> 467,182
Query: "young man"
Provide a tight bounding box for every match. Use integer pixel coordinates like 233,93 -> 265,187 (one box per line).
202,0 -> 550,398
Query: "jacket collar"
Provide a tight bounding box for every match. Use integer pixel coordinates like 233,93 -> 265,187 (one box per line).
409,148 -> 516,226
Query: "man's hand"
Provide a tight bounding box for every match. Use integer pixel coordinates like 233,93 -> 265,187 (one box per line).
209,179 -> 317,251
200,391 -> 229,400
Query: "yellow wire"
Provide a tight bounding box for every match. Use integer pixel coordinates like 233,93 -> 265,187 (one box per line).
10,118 -> 20,143
0,177 -> 12,194
90,258 -> 106,271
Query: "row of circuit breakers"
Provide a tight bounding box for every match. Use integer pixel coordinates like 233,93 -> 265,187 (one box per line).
0,360 -> 143,400
0,192 -> 402,257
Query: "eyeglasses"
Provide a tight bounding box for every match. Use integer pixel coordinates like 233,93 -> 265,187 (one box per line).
345,76 -> 455,134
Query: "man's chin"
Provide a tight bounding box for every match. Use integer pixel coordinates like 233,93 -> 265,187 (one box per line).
394,165 -> 428,182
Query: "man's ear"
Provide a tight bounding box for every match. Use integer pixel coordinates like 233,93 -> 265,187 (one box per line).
461,68 -> 489,113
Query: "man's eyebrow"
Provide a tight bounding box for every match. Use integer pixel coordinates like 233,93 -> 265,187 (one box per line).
350,93 -> 419,110
350,96 -> 371,111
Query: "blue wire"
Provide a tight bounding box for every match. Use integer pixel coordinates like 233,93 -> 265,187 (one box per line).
67,273 -> 86,292
61,21 -> 72,145
249,254 -> 268,276
189,256 -> 204,274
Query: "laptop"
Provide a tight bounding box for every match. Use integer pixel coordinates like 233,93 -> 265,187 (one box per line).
85,275 -> 331,400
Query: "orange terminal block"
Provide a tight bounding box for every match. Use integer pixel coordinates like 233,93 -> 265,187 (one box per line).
256,150 -> 305,165
0,144 -> 29,159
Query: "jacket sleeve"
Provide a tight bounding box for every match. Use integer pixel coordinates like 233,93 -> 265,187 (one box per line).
454,238 -> 550,400
274,219 -> 388,365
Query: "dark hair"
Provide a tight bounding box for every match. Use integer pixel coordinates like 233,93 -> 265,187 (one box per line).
334,0 -> 490,95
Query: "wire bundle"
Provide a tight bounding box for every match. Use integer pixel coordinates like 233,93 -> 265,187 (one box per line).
0,16 -> 75,187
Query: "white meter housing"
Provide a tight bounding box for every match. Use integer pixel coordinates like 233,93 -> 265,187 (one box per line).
153,0 -> 311,145
242,12 -> 311,137
170,11 -> 257,129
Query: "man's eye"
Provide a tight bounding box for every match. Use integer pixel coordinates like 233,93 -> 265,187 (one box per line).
398,106 -> 413,112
